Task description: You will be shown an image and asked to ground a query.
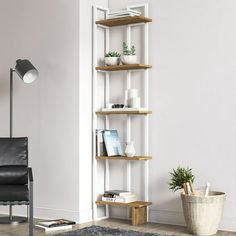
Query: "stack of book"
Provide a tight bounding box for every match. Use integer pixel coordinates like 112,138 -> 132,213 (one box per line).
96,129 -> 124,156
35,219 -> 75,232
108,9 -> 141,19
102,190 -> 137,203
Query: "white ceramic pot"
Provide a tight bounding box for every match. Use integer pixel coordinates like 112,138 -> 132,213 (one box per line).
121,55 -> 138,65
105,57 -> 120,66
125,141 -> 136,157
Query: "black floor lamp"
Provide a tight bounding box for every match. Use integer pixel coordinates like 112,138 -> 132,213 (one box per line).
3,59 -> 39,224
10,59 -> 39,138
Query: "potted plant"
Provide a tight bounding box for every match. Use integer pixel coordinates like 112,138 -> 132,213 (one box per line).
105,51 -> 121,66
121,42 -> 137,65
169,167 -> 226,236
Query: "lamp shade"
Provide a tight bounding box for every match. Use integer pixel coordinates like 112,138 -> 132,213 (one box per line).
15,59 -> 38,83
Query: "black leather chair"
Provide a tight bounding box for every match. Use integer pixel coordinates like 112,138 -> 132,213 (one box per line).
0,137 -> 33,236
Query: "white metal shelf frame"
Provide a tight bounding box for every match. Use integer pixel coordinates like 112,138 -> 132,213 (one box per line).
92,3 -> 150,221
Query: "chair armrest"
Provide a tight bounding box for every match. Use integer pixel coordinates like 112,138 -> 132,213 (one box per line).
28,167 -> 33,182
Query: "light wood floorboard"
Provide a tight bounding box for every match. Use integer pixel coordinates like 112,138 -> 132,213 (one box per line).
0,217 -> 235,236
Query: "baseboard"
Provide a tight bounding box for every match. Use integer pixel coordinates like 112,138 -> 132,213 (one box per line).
0,206 -> 93,224
110,209 -> 236,232
149,209 -> 236,232
149,209 -> 185,226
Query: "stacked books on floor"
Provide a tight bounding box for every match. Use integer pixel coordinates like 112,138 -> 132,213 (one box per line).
96,129 -> 124,156
35,219 -> 75,232
108,9 -> 141,19
102,190 -> 137,203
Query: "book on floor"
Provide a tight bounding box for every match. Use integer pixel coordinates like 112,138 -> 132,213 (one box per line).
35,219 -> 75,232
35,224 -> 72,232
103,130 -> 124,156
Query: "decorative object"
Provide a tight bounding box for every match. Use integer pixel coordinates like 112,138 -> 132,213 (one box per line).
125,88 -> 141,108
125,141 -> 136,157
169,166 -> 226,236
121,42 -> 137,64
129,97 -> 140,108
105,51 -> 121,66
56,225 -> 164,236
112,104 -> 124,108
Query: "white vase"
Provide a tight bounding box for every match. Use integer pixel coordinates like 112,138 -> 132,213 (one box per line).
105,57 -> 120,66
121,55 -> 138,65
125,141 -> 136,157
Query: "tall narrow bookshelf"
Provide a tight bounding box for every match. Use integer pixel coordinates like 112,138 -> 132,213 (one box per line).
92,3 -> 152,225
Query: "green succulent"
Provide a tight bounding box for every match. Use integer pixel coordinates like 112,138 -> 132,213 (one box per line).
105,51 -> 121,57
169,166 -> 195,192
123,42 -> 136,55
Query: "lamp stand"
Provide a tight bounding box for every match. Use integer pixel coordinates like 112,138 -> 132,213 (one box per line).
10,68 -> 13,138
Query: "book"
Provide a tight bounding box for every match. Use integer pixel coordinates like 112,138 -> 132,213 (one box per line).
107,9 -> 141,19
115,194 -> 137,203
96,129 -> 107,156
101,107 -> 149,112
108,13 -> 140,19
108,9 -> 141,15
105,190 -> 132,196
102,194 -> 137,203
36,219 -> 75,228
103,130 -> 124,156
35,224 -> 72,232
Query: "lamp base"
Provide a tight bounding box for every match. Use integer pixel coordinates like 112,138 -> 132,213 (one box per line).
0,216 -> 27,224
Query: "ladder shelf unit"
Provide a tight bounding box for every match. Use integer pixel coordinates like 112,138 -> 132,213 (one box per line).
93,3 -> 152,225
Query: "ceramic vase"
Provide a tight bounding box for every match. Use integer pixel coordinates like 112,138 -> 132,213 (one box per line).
125,141 -> 136,157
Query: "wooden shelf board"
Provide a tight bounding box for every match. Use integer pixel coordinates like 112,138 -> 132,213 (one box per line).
96,200 -> 152,208
96,64 -> 152,71
96,110 -> 152,115
96,156 -> 152,160
96,16 -> 152,27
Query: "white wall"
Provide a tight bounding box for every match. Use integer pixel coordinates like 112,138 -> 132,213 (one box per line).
0,0 -> 81,221
108,0 -> 236,231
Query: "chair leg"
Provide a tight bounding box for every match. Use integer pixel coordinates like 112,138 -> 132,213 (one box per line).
29,182 -> 33,236
9,205 -> 12,221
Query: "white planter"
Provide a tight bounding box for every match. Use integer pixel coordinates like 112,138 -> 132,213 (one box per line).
105,57 -> 120,66
121,55 -> 137,65
181,192 -> 226,236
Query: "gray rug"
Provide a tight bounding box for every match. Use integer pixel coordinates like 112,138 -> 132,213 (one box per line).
56,225 -> 166,236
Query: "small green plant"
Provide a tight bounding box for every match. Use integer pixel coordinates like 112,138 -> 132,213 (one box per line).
105,51 -> 121,57
169,166 -> 195,192
123,42 -> 136,55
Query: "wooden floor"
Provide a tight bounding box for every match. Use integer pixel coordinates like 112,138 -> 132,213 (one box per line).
0,217 -> 235,236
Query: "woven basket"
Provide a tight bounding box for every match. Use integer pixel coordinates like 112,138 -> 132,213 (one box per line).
181,191 -> 226,236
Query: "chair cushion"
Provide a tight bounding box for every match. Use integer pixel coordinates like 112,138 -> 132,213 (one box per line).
0,167 -> 28,185
0,185 -> 29,201
0,138 -> 28,167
